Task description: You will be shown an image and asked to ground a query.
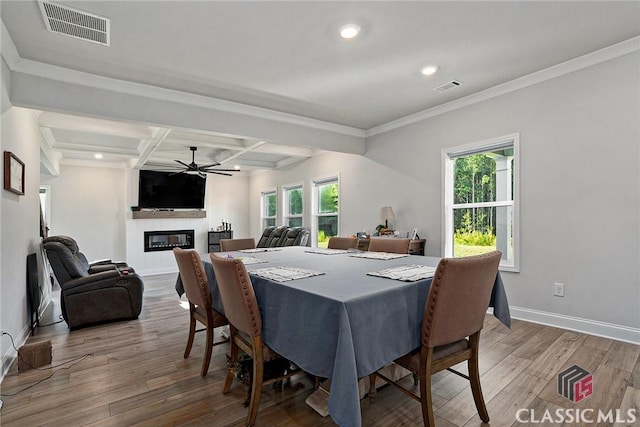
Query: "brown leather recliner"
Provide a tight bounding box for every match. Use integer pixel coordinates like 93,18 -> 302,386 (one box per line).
43,236 -> 143,329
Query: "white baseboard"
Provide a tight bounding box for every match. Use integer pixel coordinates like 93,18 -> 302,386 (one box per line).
508,306 -> 640,345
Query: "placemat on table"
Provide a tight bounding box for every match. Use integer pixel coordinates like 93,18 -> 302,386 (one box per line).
238,248 -> 282,253
305,248 -> 349,255
233,256 -> 268,265
349,252 -> 409,260
367,264 -> 436,281
250,266 -> 325,282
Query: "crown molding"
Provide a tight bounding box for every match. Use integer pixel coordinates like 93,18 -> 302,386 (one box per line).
367,36 -> 640,137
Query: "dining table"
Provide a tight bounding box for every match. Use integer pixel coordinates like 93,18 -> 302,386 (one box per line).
175,246 -> 510,427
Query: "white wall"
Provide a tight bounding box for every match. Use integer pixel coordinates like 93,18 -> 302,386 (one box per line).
249,53 -> 640,339
41,164 -> 127,262
0,106 -> 50,377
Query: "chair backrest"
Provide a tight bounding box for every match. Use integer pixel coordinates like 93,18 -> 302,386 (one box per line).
368,238 -> 410,254
173,248 -> 211,309
280,227 -> 310,246
267,226 -> 289,247
256,226 -> 276,248
210,254 -> 261,338
422,251 -> 502,348
43,235 -> 91,270
294,228 -> 311,246
43,240 -> 90,284
327,236 -> 358,250
220,238 -> 256,252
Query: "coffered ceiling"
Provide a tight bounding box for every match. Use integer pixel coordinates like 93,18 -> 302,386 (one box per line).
2,1 -> 639,174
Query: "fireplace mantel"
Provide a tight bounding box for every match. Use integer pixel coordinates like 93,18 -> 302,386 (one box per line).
132,210 -> 206,219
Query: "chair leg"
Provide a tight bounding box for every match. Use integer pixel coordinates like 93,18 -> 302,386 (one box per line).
468,335 -> 489,422
246,352 -> 264,426
184,309 -> 196,358
368,374 -> 377,402
419,349 -> 435,427
200,324 -> 213,377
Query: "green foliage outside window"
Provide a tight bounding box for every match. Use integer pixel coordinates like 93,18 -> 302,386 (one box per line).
318,183 -> 338,214
266,193 -> 277,217
288,188 -> 303,215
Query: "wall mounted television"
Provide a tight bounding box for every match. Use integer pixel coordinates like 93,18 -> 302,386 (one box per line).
138,170 -> 206,209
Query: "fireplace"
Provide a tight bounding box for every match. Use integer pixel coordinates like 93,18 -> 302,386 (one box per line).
144,229 -> 194,252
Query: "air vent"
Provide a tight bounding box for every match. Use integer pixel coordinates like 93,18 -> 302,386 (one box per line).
434,80 -> 463,93
39,1 -> 110,46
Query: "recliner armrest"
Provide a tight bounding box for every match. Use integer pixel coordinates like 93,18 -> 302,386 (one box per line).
88,264 -> 118,274
61,270 -> 121,291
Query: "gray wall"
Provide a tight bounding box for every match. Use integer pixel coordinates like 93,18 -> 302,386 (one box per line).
250,53 -> 640,335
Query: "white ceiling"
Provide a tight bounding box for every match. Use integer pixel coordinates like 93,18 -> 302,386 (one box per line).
2,1 -> 639,174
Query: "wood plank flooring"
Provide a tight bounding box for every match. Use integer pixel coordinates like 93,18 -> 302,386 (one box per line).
1,273 -> 638,426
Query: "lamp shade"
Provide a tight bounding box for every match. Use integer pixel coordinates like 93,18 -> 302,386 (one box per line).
379,206 -> 395,226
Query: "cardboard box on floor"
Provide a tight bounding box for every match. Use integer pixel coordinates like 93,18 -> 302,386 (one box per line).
305,364 -> 411,417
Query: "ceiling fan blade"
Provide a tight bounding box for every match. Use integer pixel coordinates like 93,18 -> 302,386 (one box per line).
208,171 -> 233,176
174,160 -> 191,168
198,162 -> 221,169
168,170 -> 186,176
201,167 -> 239,172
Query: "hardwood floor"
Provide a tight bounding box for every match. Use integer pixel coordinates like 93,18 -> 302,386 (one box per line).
1,273 -> 638,426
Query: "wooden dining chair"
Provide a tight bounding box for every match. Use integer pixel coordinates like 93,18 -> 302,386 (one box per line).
210,253 -> 302,426
368,238 -> 410,254
327,236 -> 358,250
173,248 -> 229,377
220,237 -> 256,252
368,251 -> 502,427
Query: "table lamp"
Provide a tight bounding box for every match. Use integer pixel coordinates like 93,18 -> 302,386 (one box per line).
379,206 -> 395,229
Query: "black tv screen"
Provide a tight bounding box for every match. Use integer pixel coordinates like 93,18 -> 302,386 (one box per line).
138,170 -> 206,209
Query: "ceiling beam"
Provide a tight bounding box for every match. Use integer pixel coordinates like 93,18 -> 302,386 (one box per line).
38,111 -> 153,140
133,127 -> 172,169
215,140 -> 267,164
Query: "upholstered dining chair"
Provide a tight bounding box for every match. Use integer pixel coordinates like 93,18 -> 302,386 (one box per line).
220,238 -> 256,252
210,253 -> 302,426
368,251 -> 502,427
327,236 -> 358,250
368,238 -> 410,254
173,248 -> 229,377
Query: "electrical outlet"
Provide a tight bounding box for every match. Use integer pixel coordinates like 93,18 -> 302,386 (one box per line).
554,282 -> 565,297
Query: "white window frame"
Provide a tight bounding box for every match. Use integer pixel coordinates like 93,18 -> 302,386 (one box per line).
283,182 -> 304,227
442,134 -> 520,272
311,175 -> 340,247
260,189 -> 277,229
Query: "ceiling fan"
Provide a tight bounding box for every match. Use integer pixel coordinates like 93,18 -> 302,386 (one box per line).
172,146 -> 239,177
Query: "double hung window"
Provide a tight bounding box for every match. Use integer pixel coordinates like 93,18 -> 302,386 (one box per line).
284,184 -> 303,227
313,176 -> 339,248
261,190 -> 277,229
443,135 -> 519,271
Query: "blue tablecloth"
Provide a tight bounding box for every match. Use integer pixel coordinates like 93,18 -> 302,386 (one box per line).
175,247 -> 510,427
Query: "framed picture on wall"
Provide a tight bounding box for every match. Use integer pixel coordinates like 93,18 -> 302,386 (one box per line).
4,151 -> 25,195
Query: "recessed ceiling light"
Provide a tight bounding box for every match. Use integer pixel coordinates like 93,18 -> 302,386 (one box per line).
234,165 -> 240,170
94,153 -> 103,159
339,24 -> 361,39
420,65 -> 439,76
